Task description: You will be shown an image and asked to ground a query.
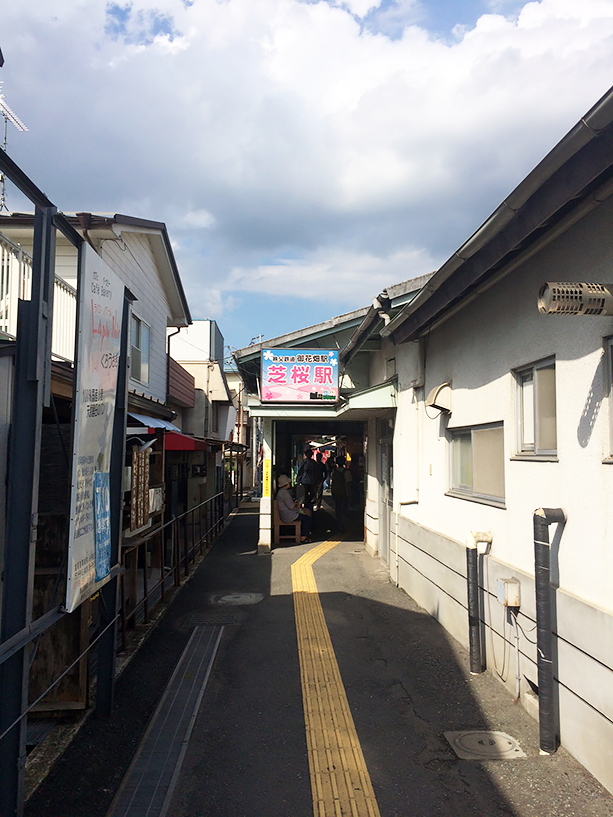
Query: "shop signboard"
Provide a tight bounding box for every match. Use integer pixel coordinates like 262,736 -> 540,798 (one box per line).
65,243 -> 124,612
261,349 -> 339,403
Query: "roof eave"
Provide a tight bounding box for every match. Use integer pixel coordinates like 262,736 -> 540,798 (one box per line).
386,85 -> 613,345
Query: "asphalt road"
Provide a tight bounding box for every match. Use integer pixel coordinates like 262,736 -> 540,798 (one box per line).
26,502 -> 613,817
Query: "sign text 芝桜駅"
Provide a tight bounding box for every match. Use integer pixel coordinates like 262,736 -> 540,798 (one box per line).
261,349 -> 339,403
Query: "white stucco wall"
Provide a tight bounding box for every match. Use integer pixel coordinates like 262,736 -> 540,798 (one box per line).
372,194 -> 613,794
364,416 -> 379,556
390,195 -> 613,613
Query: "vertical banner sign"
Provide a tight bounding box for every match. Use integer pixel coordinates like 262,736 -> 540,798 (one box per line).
66,243 -> 124,612
130,446 -> 150,531
261,349 -> 339,402
263,459 -> 271,498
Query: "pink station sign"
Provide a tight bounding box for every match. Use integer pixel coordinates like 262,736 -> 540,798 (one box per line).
261,349 -> 339,403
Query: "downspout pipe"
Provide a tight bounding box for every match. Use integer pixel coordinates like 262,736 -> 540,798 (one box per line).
533,507 -> 566,755
466,531 -> 492,674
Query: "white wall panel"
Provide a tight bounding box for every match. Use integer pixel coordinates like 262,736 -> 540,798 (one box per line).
102,232 -> 172,403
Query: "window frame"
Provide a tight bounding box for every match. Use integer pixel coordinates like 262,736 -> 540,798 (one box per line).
513,357 -> 557,459
446,422 -> 506,507
130,312 -> 151,387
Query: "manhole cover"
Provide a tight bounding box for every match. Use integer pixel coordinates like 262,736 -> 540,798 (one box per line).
444,731 -> 526,760
209,592 -> 264,606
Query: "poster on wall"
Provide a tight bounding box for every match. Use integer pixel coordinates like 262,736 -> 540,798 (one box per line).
65,243 -> 124,613
261,349 -> 339,403
262,458 -> 271,498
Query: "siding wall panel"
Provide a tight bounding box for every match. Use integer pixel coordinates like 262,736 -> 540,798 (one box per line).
102,233 -> 172,403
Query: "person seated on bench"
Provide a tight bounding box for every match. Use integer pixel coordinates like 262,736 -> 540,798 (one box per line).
277,475 -> 312,543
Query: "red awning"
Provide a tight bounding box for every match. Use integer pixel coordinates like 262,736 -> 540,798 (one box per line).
162,430 -> 208,451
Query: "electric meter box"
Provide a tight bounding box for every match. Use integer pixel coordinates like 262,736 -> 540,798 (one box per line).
496,578 -> 521,608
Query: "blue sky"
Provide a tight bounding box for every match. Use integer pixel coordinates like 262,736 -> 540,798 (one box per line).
2,0 -> 613,353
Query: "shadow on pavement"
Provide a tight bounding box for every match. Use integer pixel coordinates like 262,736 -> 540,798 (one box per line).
26,505 -> 613,817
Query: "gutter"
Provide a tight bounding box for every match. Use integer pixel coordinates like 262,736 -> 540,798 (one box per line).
339,273 -> 434,366
384,85 -> 613,345
339,290 -> 391,366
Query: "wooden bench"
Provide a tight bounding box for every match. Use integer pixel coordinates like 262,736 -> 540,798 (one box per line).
273,499 -> 301,545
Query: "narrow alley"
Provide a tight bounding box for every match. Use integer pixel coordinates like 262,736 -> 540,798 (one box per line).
26,503 -> 613,817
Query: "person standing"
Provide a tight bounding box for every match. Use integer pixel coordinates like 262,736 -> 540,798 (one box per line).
313,451 -> 327,511
296,447 -> 317,509
330,455 -> 352,532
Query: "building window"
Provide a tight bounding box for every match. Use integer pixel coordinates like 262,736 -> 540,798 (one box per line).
515,358 -> 556,455
130,314 -> 150,385
449,423 -> 505,504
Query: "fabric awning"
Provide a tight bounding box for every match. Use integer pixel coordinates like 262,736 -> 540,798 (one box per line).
164,431 -> 208,451
128,412 -> 181,432
128,412 -> 218,451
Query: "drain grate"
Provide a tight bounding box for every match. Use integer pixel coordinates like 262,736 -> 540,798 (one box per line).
185,612 -> 239,626
444,730 -> 526,760
108,625 -> 223,816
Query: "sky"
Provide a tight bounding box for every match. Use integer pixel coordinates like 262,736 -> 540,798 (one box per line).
2,0 -> 613,355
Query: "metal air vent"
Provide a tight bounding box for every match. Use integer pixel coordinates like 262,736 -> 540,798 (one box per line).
425,382 -> 451,413
538,282 -> 613,316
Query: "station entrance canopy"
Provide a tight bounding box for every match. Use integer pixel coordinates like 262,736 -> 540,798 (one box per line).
233,278 -> 428,553
248,378 -> 397,420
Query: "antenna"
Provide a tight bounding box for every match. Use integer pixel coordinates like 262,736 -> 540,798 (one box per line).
0,82 -> 28,212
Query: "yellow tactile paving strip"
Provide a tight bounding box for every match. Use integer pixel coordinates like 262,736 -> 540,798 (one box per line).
292,540 -> 381,817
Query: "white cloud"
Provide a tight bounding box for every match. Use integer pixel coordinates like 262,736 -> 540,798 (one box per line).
3,0 -> 613,348
186,285 -> 240,321
340,0 -> 383,18
224,246 -> 437,303
183,209 -> 216,229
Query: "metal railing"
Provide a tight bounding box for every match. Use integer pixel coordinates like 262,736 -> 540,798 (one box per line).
0,491 -> 230,759
51,275 -> 77,362
0,232 -> 32,337
0,231 -> 76,361
118,491 -> 226,649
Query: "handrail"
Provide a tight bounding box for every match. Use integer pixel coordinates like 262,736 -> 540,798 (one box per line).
119,490 -> 229,647
125,490 -> 224,543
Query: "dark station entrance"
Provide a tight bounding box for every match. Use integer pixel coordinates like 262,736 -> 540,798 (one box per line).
271,419 -> 366,542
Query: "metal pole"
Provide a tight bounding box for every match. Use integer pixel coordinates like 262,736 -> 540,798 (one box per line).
183,516 -> 189,577
533,507 -> 565,755
466,542 -> 483,674
173,519 -> 180,587
0,206 -> 56,817
235,450 -> 239,508
143,541 -> 149,624
96,289 -> 131,717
